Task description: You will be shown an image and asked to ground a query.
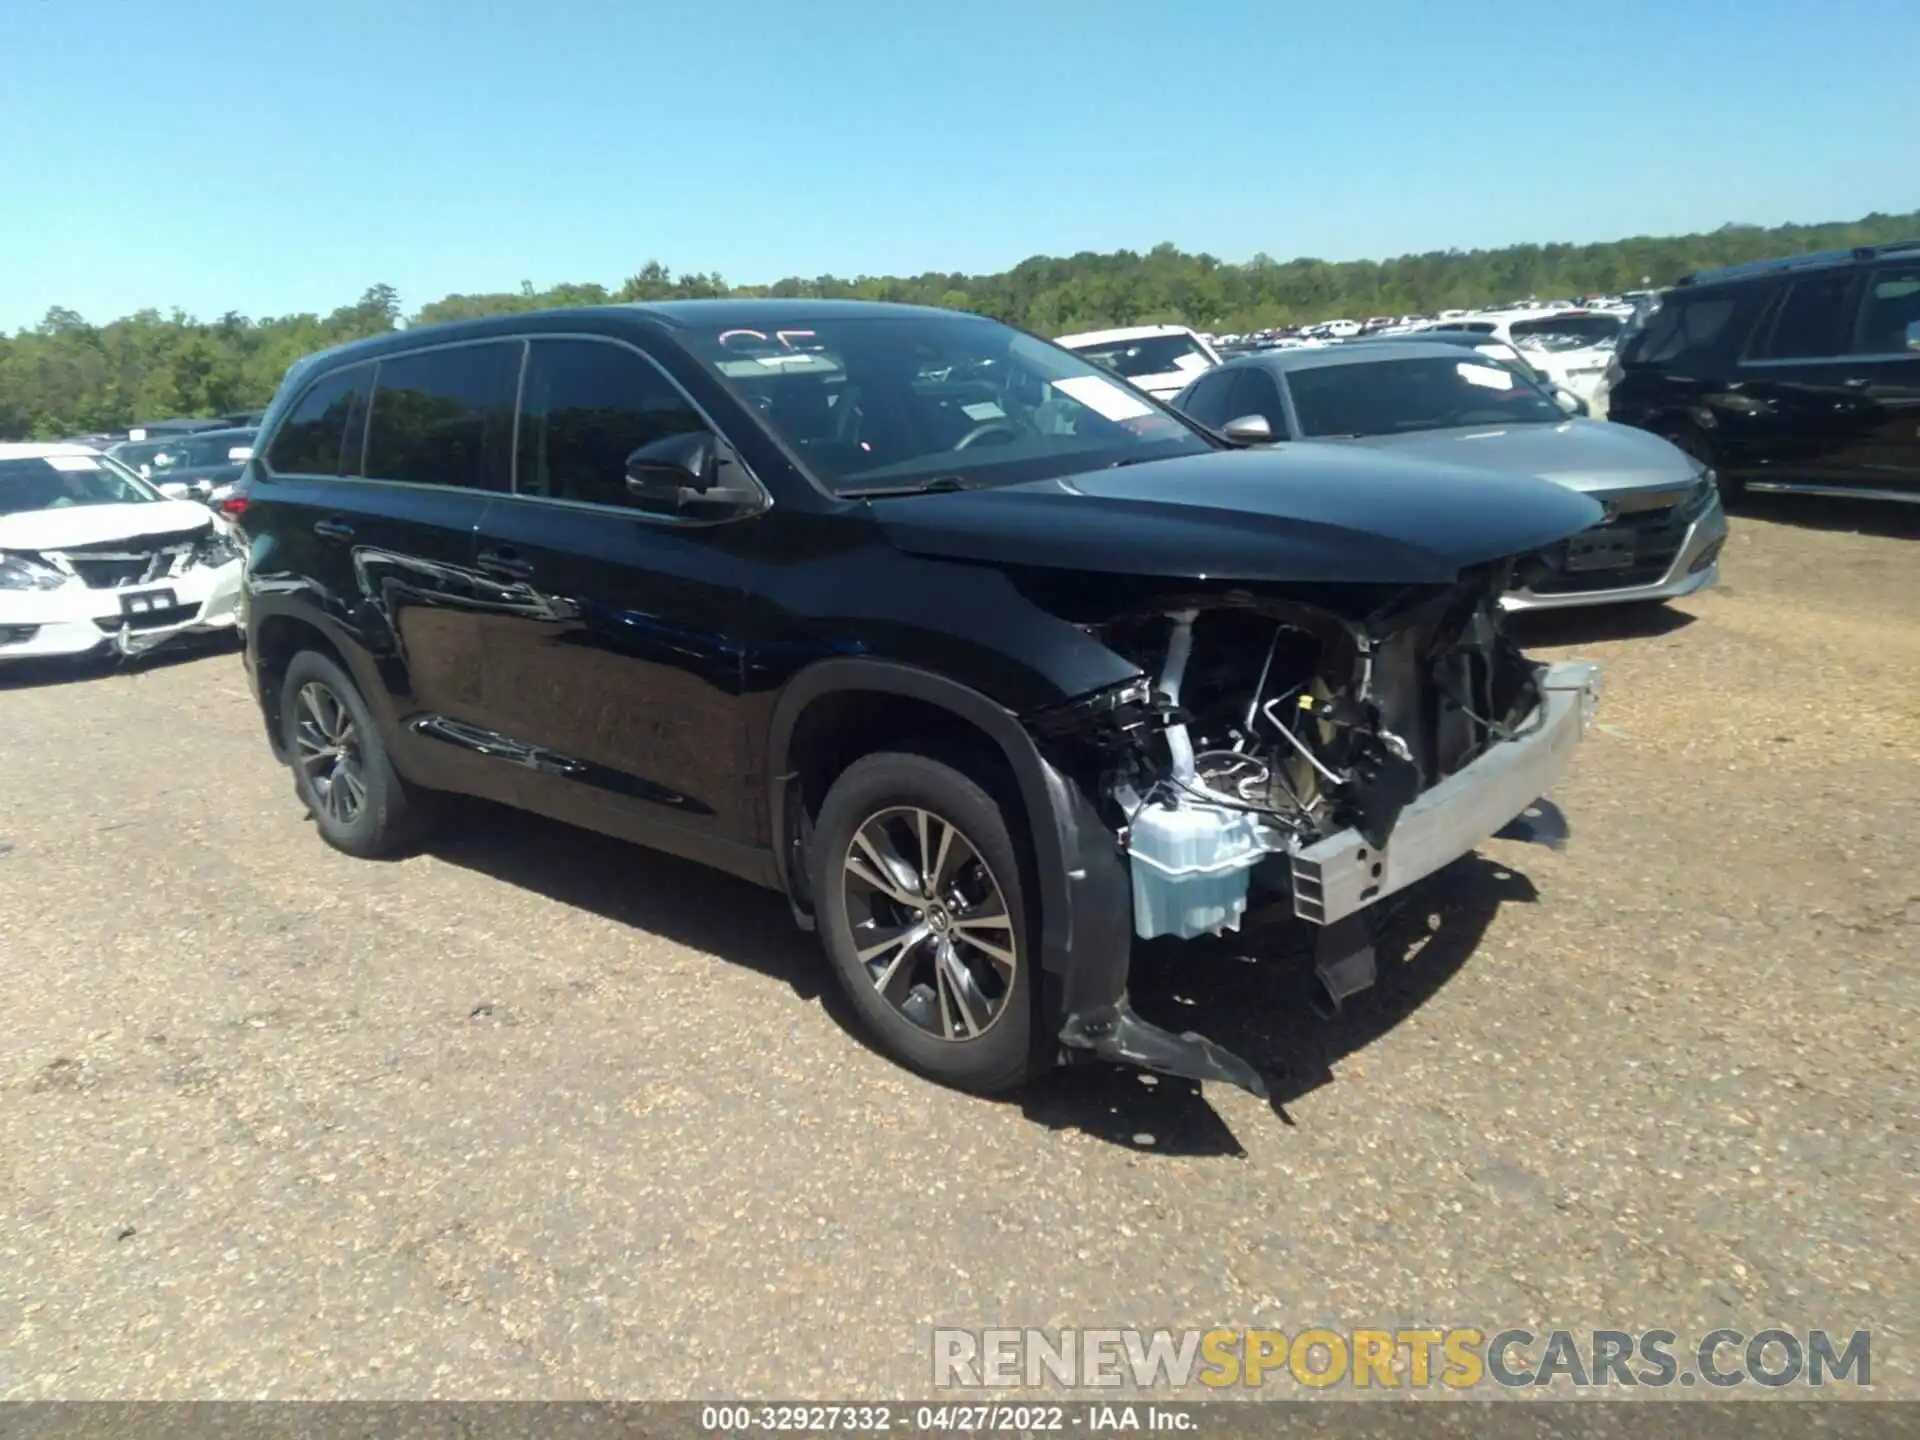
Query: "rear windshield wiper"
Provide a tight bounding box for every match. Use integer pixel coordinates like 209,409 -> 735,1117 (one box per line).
839,475 -> 972,499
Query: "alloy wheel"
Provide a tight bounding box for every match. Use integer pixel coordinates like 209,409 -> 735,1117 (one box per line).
294,681 -> 367,827
841,806 -> 1019,1041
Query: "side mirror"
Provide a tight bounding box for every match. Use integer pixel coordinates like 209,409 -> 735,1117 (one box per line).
1220,413 -> 1275,445
1907,319 -> 1920,353
157,481 -> 190,500
624,431 -> 765,519
1553,388 -> 1588,417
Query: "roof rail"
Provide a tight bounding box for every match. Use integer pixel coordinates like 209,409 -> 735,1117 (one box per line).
1678,239 -> 1920,287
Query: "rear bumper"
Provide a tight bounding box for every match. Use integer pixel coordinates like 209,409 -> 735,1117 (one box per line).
1288,661 -> 1600,925
0,560 -> 243,662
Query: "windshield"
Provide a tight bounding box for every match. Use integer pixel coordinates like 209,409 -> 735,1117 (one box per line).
1060,333 -> 1213,380
680,315 -> 1213,493
0,452 -> 161,516
1286,356 -> 1566,438
1508,314 -> 1625,351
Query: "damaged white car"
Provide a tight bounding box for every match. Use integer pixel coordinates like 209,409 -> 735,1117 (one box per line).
0,444 -> 245,664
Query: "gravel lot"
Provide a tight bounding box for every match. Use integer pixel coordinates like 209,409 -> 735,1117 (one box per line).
2,498 -> 1915,1401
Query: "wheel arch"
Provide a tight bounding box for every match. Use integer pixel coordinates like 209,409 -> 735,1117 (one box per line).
250,603 -> 395,766
766,658 -> 1132,1018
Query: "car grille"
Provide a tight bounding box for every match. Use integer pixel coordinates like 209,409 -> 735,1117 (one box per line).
45,527 -> 205,589
1531,495 -> 1692,596
93,604 -> 201,633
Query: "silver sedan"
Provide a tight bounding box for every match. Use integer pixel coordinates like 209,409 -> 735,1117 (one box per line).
1170,340 -> 1728,610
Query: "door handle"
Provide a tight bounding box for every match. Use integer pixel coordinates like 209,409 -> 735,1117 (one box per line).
1840,377 -> 1871,389
477,547 -> 534,581
312,517 -> 354,541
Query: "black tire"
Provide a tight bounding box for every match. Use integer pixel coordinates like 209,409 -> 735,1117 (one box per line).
810,751 -> 1042,1093
1668,423 -> 1740,500
279,649 -> 434,857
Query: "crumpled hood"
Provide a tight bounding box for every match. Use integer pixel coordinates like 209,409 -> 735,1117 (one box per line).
868,444 -> 1604,585
0,500 -> 214,552
1328,419 -> 1698,495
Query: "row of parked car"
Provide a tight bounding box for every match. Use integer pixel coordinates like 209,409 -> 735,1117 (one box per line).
1068,307 -> 1624,409
0,238 -> 1911,1101
1210,295 -> 1644,365
1062,238 -> 1920,512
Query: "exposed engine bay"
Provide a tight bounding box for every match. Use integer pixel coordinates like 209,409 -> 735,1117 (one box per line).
1032,563 -> 1559,945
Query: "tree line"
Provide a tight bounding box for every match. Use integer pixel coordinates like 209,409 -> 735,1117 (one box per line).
5,209 -> 1915,441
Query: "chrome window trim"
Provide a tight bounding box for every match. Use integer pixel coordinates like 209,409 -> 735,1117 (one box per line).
1738,351 -> 1920,370
260,331 -> 772,527
252,475 -> 500,502
263,336 -> 530,485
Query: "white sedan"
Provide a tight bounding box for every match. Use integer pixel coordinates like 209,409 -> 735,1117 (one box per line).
1412,309 -> 1626,405
0,444 -> 245,664
1052,324 -> 1221,400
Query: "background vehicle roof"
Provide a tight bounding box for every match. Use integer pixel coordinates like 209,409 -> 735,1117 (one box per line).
1221,340 -> 1491,373
1054,324 -> 1200,345
1345,330 -> 1512,347
0,442 -> 104,460
112,425 -> 256,445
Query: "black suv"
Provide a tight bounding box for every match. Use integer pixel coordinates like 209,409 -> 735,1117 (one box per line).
1600,241 -> 1920,501
234,301 -> 1604,1096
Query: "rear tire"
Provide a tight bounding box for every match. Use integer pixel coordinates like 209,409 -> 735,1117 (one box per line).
279,650 -> 434,857
810,751 -> 1041,1093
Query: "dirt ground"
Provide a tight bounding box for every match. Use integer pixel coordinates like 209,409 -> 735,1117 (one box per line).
1,495 -> 1914,1400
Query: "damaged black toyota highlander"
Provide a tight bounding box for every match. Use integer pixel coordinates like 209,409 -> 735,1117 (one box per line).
235,301 -> 1603,1098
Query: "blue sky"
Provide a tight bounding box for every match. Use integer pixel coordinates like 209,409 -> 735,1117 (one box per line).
1,0 -> 1914,332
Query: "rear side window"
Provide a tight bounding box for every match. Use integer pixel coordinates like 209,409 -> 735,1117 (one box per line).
1753,272 -> 1859,360
1631,295 -> 1737,365
364,342 -> 521,489
265,363 -> 372,476
515,339 -> 709,509
1855,266 -> 1920,355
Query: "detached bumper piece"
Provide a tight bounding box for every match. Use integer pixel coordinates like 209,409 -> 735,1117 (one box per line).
1289,661 -> 1599,926
1059,1003 -> 1270,1099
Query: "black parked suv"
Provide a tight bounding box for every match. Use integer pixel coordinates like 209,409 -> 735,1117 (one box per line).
234,302 -> 1604,1095
1600,240 -> 1920,502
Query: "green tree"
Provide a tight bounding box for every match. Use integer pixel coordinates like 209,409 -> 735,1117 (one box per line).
5,210 -> 1917,441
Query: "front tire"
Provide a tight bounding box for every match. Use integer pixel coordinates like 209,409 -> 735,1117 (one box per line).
279,650 -> 434,857
1668,422 -> 1740,500
810,751 -> 1041,1093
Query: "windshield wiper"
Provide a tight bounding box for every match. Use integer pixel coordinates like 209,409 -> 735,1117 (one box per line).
839,475 -> 973,499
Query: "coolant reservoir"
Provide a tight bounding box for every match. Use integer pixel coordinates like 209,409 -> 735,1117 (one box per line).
1126,800 -> 1268,940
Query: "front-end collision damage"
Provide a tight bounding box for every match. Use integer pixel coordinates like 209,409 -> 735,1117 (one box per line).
1020,563 -> 1600,1098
